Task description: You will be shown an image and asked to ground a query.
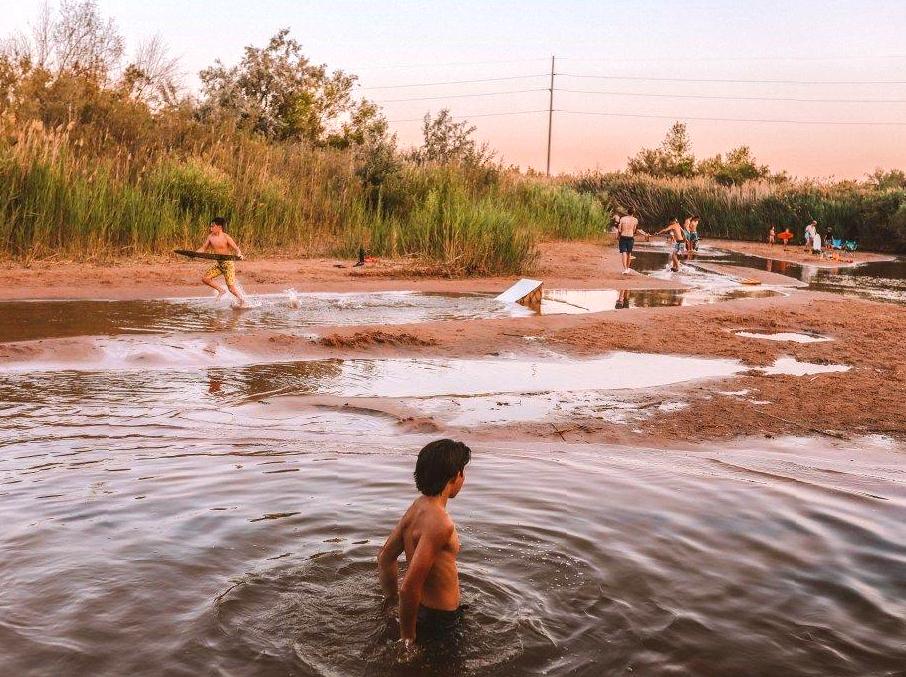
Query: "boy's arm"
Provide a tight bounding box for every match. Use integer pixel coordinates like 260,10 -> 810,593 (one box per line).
377,521 -> 405,602
196,235 -> 212,253
226,235 -> 244,259
398,521 -> 452,642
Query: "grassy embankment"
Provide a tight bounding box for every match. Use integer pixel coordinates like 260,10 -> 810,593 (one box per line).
574,173 -> 906,252
0,121 -> 608,274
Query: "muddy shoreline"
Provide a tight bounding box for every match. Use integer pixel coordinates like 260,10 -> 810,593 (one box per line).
2,240 -> 904,445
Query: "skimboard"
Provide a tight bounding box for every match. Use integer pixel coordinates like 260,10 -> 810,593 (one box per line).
739,278 -> 762,285
496,279 -> 543,308
174,249 -> 242,261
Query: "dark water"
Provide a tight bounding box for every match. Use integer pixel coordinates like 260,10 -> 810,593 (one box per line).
2,408 -> 904,676
1,343 -> 904,675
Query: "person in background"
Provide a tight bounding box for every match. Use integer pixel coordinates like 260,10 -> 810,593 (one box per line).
656,218 -> 686,272
768,225 -> 776,245
615,207 -> 650,275
804,220 -> 816,252
688,216 -> 701,252
825,225 -> 834,250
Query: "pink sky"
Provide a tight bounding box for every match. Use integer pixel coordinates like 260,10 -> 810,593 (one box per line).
7,0 -> 906,178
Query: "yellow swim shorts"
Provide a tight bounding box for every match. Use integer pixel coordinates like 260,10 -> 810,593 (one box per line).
203,260 -> 236,286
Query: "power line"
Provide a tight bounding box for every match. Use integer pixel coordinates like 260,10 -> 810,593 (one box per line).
558,73 -> 906,85
349,57 -> 548,70
558,54 -> 906,63
359,74 -> 547,90
556,109 -> 906,126
373,88 -> 546,103
558,89 -> 906,104
387,109 -> 549,123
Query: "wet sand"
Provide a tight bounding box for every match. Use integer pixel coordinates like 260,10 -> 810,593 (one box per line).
2,241 -> 904,444
0,240 -> 684,302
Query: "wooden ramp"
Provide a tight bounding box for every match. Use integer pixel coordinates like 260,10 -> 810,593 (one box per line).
496,278 -> 543,308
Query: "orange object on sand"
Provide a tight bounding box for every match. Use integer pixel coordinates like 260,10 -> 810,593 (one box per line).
777,231 -> 794,243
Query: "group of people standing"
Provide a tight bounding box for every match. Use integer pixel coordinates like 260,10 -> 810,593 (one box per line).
768,220 -> 834,256
615,208 -> 701,274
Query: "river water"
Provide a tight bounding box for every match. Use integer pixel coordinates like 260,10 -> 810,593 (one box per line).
2,375 -> 905,675
3,249 -> 906,675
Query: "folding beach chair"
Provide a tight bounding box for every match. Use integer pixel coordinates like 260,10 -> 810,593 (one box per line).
844,240 -> 858,252
831,238 -> 843,250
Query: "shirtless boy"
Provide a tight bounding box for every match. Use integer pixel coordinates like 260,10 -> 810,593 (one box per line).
687,216 -> 701,252
616,207 -> 650,274
378,439 -> 471,647
656,218 -> 686,272
197,217 -> 246,305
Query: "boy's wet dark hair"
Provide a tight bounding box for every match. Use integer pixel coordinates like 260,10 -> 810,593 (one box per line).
626,207 -> 635,216
211,216 -> 227,230
414,439 -> 471,496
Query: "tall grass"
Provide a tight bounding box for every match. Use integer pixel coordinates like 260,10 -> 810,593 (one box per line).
0,120 -> 609,273
574,173 -> 906,252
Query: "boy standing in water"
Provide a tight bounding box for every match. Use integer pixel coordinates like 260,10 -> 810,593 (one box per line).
657,218 -> 686,272
616,207 -> 649,275
688,216 -> 701,252
198,217 -> 246,306
378,439 -> 471,648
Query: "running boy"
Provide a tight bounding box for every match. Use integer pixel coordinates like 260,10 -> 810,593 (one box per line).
198,217 -> 246,305
378,439 -> 471,647
656,218 -> 686,272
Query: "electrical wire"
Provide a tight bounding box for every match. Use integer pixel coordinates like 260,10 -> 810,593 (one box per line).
349,57 -> 549,70
557,89 -> 906,104
358,74 -> 548,90
373,88 -> 546,103
556,109 -> 906,126
558,73 -> 906,85
558,54 -> 906,63
387,109 -> 549,123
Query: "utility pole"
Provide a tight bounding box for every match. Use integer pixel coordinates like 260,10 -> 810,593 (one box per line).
546,55 -> 555,177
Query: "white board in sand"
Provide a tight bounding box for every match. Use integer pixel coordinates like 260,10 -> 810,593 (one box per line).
496,279 -> 543,307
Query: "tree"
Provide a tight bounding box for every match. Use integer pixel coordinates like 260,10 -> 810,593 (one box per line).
626,121 -> 695,178
51,0 -> 124,81
411,109 -> 493,166
698,146 -> 770,186
121,34 -> 181,110
199,29 -> 386,147
866,168 -> 906,191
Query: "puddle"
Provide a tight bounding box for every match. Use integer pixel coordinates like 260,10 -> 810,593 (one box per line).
538,287 -> 782,314
0,291 -> 533,343
704,251 -> 906,305
736,331 -> 832,343
760,357 -> 850,376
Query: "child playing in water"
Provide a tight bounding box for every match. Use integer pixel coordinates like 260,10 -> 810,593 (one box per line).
198,217 -> 247,306
688,216 -> 701,252
656,218 -> 686,272
378,439 -> 471,649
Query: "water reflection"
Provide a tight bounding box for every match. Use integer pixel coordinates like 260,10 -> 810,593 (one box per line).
1,438 -> 903,676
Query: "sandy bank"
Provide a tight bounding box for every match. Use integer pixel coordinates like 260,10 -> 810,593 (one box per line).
0,241 -> 684,301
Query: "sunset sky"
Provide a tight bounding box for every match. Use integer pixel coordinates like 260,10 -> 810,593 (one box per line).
7,0 -> 906,178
